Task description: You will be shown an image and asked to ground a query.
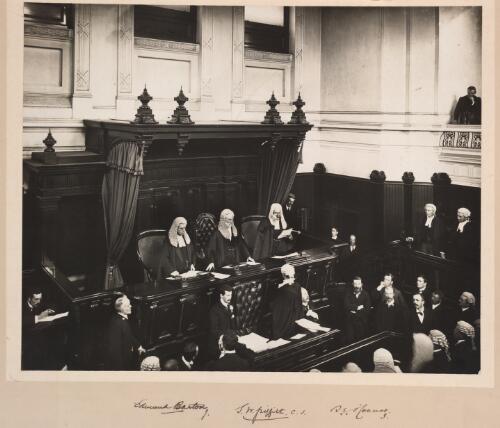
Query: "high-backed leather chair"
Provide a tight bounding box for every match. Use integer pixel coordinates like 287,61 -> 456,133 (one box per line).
136,229 -> 167,281
233,280 -> 264,335
193,213 -> 217,266
241,215 -> 265,254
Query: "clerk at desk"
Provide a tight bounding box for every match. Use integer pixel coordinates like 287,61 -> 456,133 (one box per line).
157,217 -> 196,279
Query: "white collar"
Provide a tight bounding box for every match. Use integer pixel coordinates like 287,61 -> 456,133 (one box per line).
425,216 -> 435,227
432,303 -> 440,310
456,339 -> 466,345
416,307 -> 425,314
181,356 -> 193,369
461,307 -> 469,312
457,220 -> 469,232
220,298 -> 229,309
118,313 -> 128,320
27,300 -> 34,310
220,349 -> 236,358
418,286 -> 427,293
278,278 -> 294,288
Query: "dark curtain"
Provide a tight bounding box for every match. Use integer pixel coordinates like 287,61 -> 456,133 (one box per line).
102,142 -> 144,290
257,140 -> 300,214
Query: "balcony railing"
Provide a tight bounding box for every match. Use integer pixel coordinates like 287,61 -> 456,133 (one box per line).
440,130 -> 481,149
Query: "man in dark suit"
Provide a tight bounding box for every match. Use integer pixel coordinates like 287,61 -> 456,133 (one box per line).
284,193 -> 300,230
372,273 -> 407,309
410,293 -> 433,334
430,290 -> 453,338
374,286 -> 409,335
415,274 -> 433,308
105,295 -> 145,370
22,287 -> 55,370
178,341 -> 199,371
208,284 -> 236,358
454,86 -> 481,124
341,234 -> 361,281
205,330 -> 250,371
343,277 -> 371,344
415,203 -> 445,255
456,291 -> 479,326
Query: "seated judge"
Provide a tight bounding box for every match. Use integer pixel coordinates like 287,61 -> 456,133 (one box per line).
157,217 -> 196,279
413,203 -> 445,255
374,286 -> 409,335
205,330 -> 250,372
105,295 -> 145,370
206,209 -> 254,270
271,264 -> 303,340
208,284 -> 236,358
253,203 -> 296,260
343,276 -> 371,344
410,293 -> 433,334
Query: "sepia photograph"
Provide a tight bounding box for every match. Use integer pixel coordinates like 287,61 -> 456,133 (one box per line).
18,1 -> 486,377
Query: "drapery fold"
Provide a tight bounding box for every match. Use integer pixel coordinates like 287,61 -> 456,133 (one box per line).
102,142 -> 144,289
257,140 -> 300,214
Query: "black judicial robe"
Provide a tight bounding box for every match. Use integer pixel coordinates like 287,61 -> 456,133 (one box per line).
253,218 -> 295,260
416,216 -> 445,255
454,95 -> 481,124
105,313 -> 141,371
21,302 -> 44,370
449,221 -> 478,264
271,282 -> 303,340
456,307 -> 479,326
207,230 -> 250,268
156,240 -> 196,279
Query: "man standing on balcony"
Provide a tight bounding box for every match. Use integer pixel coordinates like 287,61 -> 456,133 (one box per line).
454,86 -> 481,125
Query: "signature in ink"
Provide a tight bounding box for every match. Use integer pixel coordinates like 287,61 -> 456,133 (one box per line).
330,403 -> 390,420
134,399 -> 209,420
235,402 -> 306,424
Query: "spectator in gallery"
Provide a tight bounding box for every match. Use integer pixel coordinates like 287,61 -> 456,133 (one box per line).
409,203 -> 445,255
341,234 -> 361,278
253,203 -> 296,260
453,85 -> 481,125
330,227 -> 342,246
271,264 -> 303,340
451,320 -> 479,374
178,341 -> 200,371
284,192 -> 300,229
140,355 -> 161,371
300,287 -> 319,321
206,208 -> 254,270
456,291 -> 478,326
208,284 -> 236,358
343,277 -> 371,344
410,293 -> 433,335
205,330 -> 250,372
372,273 -> 407,309
105,295 -> 145,371
374,286 -> 409,335
372,348 -> 402,373
157,216 -> 196,280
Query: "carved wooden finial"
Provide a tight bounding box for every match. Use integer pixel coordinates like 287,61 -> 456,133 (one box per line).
261,92 -> 283,125
288,92 -> 309,125
43,129 -> 57,152
167,87 -> 194,125
132,86 -> 158,124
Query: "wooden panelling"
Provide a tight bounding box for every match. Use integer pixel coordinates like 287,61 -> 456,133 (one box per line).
384,182 -> 404,242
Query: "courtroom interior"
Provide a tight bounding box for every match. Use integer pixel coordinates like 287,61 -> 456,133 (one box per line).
21,3 -> 482,374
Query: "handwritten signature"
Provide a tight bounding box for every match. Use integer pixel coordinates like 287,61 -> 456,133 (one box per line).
235,403 -> 306,424
134,400 -> 209,420
330,403 -> 390,420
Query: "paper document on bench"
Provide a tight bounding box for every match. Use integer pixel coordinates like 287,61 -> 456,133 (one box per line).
277,228 -> 293,239
295,318 -> 331,333
238,332 -> 269,353
265,338 -> 290,349
39,312 -> 69,323
271,252 -> 299,259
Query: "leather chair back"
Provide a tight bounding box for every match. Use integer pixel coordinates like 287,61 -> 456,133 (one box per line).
241,215 -> 266,253
193,213 -> 217,265
233,280 -> 264,335
136,229 -> 167,281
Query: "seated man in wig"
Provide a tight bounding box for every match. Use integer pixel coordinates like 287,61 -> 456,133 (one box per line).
253,203 -> 296,260
157,217 -> 196,279
206,209 -> 254,270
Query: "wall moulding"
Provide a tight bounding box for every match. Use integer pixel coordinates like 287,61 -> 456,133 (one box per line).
24,93 -> 72,108
24,22 -> 73,41
245,48 -> 293,63
135,37 -> 200,55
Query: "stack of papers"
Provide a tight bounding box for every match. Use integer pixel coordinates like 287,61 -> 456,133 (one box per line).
277,229 -> 293,239
238,333 -> 290,353
295,318 -> 331,333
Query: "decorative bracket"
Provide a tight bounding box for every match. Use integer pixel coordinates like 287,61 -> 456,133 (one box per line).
136,134 -> 154,157
176,133 -> 190,156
